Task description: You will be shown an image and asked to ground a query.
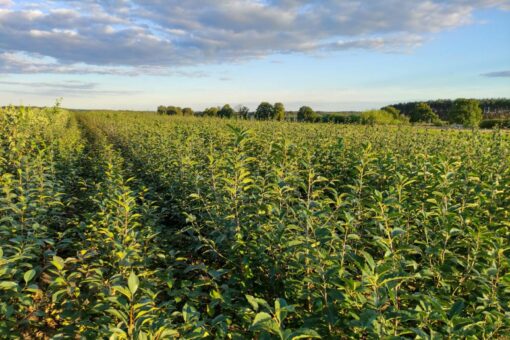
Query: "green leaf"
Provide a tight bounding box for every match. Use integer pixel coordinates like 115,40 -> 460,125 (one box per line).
411,327 -> 429,339
391,228 -> 406,237
52,288 -> 68,303
487,267 -> 498,276
0,281 -> 18,291
250,312 -> 276,333
128,272 -> 139,295
182,303 -> 200,323
245,295 -> 272,312
361,251 -> 375,270
285,240 -> 304,248
287,328 -> 321,340
449,228 -> 462,235
158,329 -> 180,338
448,300 -> 465,319
347,234 -> 361,241
107,308 -> 129,324
24,269 -> 36,284
113,285 -> 132,300
246,294 -> 259,311
51,256 -> 65,271
274,298 -> 293,325
25,284 -> 42,294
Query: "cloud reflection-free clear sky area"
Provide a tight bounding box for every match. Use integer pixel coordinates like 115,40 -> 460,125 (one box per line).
0,0 -> 509,111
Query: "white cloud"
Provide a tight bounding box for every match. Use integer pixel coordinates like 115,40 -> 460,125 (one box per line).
0,51 -> 211,77
0,0 -> 507,74
0,0 -> 14,7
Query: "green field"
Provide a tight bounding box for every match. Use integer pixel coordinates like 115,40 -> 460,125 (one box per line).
1,106 -> 509,339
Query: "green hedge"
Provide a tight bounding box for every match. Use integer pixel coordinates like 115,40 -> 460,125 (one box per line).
479,119 -> 510,129
321,114 -> 362,124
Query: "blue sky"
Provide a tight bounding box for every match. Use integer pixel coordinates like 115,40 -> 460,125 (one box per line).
0,0 -> 509,111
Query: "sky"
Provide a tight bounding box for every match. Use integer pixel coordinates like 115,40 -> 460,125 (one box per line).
0,0 -> 509,111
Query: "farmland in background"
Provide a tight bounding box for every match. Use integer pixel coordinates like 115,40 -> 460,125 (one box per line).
1,106 -> 509,339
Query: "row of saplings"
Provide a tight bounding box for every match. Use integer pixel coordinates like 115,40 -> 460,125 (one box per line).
157,98 -> 488,127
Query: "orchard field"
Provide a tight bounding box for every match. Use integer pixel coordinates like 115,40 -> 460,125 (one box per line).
1,106 -> 509,339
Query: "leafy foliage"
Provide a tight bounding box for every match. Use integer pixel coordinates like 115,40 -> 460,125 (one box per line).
448,98 -> 483,127
360,109 -> 409,125
480,118 -> 510,129
321,113 -> 361,124
182,107 -> 194,116
392,98 -> 510,120
203,107 -> 220,117
1,107 -> 510,338
408,102 -> 440,123
236,105 -> 250,119
274,103 -> 286,121
297,106 -> 318,122
256,102 -> 275,120
218,104 -> 235,119
158,106 -> 183,116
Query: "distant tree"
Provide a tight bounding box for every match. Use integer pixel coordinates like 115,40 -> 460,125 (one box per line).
361,110 -> 409,125
382,106 -> 401,119
166,106 -> 183,115
409,103 -> 438,123
392,98 -> 510,121
448,98 -> 482,127
157,105 -> 167,115
203,107 -> 219,117
218,104 -> 235,118
297,106 -> 317,122
255,102 -> 275,120
182,107 -> 194,116
274,102 -> 286,121
236,105 -> 250,119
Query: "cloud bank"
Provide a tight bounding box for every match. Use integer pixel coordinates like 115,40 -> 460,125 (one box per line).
482,70 -> 510,78
0,0 -> 508,74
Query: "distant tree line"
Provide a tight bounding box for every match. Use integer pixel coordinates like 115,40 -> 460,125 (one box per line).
157,106 -> 195,116
392,98 -> 510,121
386,98 -> 487,127
157,97 -> 509,128
158,102 -> 321,122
